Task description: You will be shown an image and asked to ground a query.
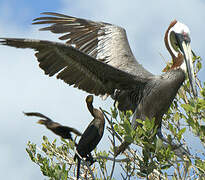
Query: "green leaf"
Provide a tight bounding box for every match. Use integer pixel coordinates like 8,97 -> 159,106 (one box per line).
121,119 -> 132,135
195,159 -> 205,173
196,61 -> 202,71
126,110 -> 133,119
135,118 -> 143,125
42,143 -> 47,150
174,112 -> 180,122
155,138 -> 163,153
137,172 -> 146,178
168,123 -> 176,135
124,135 -> 134,143
43,136 -> 48,142
111,107 -> 118,119
177,127 -> 186,141
181,104 -> 194,112
161,164 -> 172,170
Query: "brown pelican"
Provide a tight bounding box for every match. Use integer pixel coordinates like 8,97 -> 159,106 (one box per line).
24,112 -> 82,140
74,95 -> 105,179
0,12 -> 197,153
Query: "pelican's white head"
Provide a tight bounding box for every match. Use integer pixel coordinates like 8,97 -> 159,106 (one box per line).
164,20 -> 197,97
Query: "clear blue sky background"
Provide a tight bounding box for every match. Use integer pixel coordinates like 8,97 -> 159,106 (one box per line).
0,0 -> 204,179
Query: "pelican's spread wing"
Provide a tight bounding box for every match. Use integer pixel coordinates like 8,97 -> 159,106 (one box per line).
33,12 -> 153,78
0,38 -> 148,96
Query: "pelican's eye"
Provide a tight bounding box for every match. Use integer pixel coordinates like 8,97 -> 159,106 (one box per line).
183,32 -> 191,43
170,31 -> 179,52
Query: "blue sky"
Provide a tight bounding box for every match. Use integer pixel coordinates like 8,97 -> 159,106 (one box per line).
0,0 -> 204,179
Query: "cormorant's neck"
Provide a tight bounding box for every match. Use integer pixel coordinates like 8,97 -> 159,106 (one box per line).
87,103 -> 94,117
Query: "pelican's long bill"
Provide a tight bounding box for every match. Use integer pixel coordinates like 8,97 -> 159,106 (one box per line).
177,34 -> 198,97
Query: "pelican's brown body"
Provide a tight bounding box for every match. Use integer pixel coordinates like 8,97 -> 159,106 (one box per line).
0,13 -> 197,155
131,69 -> 185,128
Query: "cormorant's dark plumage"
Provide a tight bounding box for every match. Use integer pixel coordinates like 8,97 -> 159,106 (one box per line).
74,95 -> 105,179
24,112 -> 82,140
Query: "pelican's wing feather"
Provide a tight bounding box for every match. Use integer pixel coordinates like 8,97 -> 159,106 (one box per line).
32,12 -> 153,78
0,38 -> 149,96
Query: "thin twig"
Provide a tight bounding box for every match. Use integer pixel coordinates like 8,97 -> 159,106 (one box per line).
95,156 -> 128,162
159,52 -> 169,65
180,88 -> 189,104
107,127 -> 123,142
182,160 -> 190,180
196,77 -> 203,91
176,163 -> 182,180
120,163 -> 129,180
101,107 -> 167,180
108,115 -> 116,180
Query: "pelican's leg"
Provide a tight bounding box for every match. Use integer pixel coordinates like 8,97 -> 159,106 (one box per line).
115,110 -> 139,156
131,109 -> 138,129
111,89 -> 120,108
156,119 -> 173,144
157,127 -> 184,151
157,127 -> 169,143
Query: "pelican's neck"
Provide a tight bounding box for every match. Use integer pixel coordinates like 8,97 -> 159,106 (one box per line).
164,20 -> 178,60
179,60 -> 187,73
167,53 -> 184,71
164,68 -> 186,87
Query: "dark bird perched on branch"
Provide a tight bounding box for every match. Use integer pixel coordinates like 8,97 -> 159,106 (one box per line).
74,95 -> 105,179
24,112 -> 82,140
1,12 -> 197,155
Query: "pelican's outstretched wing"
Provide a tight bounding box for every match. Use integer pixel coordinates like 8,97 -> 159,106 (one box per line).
0,38 -> 148,96
33,12 -> 153,78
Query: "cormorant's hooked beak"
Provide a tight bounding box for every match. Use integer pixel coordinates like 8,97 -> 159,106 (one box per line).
176,34 -> 198,97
